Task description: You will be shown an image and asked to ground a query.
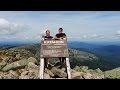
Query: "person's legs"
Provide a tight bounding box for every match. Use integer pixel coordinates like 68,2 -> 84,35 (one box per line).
62,57 -> 66,63
47,58 -> 50,65
44,58 -> 50,68
59,57 -> 62,62
44,58 -> 47,68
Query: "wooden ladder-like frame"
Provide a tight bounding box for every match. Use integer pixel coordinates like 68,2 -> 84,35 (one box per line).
39,57 -> 71,79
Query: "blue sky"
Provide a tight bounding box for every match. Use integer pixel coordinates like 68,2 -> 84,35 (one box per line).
0,11 -> 120,43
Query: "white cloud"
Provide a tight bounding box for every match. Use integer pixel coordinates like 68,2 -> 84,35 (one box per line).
89,34 -> 104,39
90,34 -> 98,37
82,35 -> 88,38
116,30 -> 120,35
1,11 -> 120,41
0,18 -> 29,35
115,30 -> 120,39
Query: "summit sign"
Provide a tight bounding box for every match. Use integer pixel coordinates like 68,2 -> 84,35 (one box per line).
40,40 -> 69,58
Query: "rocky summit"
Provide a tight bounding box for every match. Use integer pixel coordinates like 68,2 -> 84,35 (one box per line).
0,44 -> 120,79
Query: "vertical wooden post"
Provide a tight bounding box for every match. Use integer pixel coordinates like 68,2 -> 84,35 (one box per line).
40,58 -> 44,79
66,58 -> 71,79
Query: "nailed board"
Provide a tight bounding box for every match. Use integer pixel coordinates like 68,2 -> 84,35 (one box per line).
40,40 -> 69,58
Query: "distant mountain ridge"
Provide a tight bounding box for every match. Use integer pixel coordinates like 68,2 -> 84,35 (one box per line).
68,41 -> 101,50
68,41 -> 120,66
1,41 -> 120,71
0,43 -> 120,79
1,43 -> 118,71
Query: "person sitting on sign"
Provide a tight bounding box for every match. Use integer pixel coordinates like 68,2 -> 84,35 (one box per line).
44,30 -> 53,40
54,28 -> 67,64
44,30 -> 53,68
54,28 -> 67,40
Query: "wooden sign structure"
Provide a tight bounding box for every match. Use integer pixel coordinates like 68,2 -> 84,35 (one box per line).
40,39 -> 71,79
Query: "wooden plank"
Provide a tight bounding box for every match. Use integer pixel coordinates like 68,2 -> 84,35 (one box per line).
40,58 -> 44,79
66,58 -> 71,79
40,40 -> 69,58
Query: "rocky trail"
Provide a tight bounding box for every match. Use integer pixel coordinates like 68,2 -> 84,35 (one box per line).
0,55 -> 105,79
0,45 -> 119,79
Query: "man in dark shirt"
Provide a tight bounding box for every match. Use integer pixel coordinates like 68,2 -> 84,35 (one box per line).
44,30 -> 53,68
55,28 -> 67,40
55,28 -> 67,64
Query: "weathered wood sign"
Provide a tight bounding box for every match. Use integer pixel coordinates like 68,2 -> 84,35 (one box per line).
40,40 -> 69,58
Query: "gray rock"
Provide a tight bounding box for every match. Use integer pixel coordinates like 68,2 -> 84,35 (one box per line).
27,57 -> 38,64
3,70 -> 19,79
83,73 -> 92,79
44,73 -> 51,79
82,66 -> 89,70
15,54 -> 21,60
19,68 -> 39,79
28,69 -> 39,79
45,68 -> 54,77
2,57 -> 37,71
0,72 -> 4,79
9,70 -> 19,79
0,60 -> 7,70
95,68 -> 103,74
61,68 -> 66,72
21,71 -> 29,76
72,76 -> 83,79
51,67 -> 67,78
27,62 -> 39,70
19,75 -> 30,79
0,57 -> 9,70
71,69 -> 83,79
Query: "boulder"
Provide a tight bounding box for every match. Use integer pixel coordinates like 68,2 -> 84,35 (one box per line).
2,57 -> 37,71
45,68 -> 54,77
0,72 -> 4,79
27,57 -> 38,64
15,54 -> 21,60
0,60 -> 7,70
21,71 -> 29,76
3,70 -> 19,79
83,73 -> 93,79
71,69 -> 83,79
61,68 -> 66,72
27,62 -> 39,70
28,69 -> 39,79
51,67 -> 67,78
19,75 -> 30,79
44,73 -> 51,79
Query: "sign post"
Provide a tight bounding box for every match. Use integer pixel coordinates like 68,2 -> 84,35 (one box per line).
40,39 -> 71,79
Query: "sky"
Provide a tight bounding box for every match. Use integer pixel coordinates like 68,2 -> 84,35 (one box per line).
0,11 -> 120,43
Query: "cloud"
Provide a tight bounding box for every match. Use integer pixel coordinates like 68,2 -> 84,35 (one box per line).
67,34 -> 105,40
89,34 -> 104,39
90,34 -> 99,38
116,30 -> 120,35
115,30 -> 120,39
79,34 -> 104,39
0,18 -> 29,35
0,11 -> 120,41
82,35 -> 88,38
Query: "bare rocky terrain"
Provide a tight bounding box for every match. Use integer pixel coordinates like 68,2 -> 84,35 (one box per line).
0,44 -> 119,79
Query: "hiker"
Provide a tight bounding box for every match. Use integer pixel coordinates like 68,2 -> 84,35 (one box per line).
44,30 -> 53,40
54,28 -> 67,63
44,30 -> 53,68
54,28 -> 67,40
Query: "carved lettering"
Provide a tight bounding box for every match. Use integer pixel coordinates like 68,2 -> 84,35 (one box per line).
40,40 -> 69,57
